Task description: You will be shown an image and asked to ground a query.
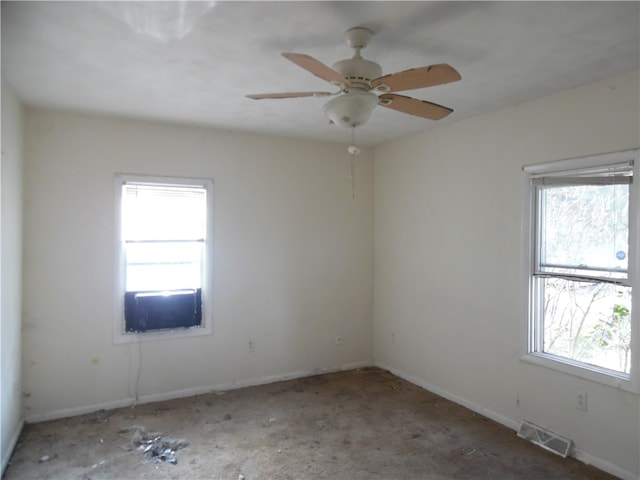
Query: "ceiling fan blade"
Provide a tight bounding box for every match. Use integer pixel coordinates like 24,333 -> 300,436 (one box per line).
282,53 -> 352,88
371,64 -> 461,93
378,93 -> 453,120
246,91 -> 334,100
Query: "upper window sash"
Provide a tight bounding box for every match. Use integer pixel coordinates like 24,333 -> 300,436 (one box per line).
121,181 -> 208,243
531,161 -> 633,286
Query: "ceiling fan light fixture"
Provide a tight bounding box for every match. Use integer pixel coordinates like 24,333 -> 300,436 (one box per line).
323,89 -> 378,128
247,26 -> 461,126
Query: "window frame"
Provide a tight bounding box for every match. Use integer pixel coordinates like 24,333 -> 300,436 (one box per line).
522,149 -> 639,393
114,173 -> 214,344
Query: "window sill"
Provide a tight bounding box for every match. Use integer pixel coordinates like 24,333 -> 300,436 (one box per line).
521,352 -> 638,394
113,323 -> 212,344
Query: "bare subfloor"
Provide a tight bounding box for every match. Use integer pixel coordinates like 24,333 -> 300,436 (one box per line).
4,368 -> 617,480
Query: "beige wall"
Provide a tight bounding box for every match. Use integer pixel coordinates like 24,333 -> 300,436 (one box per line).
21,110 -> 374,419
1,79 -> 24,472
374,70 -> 640,479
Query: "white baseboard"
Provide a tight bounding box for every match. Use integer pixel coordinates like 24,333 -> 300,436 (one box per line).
24,361 -> 371,424
573,448 -> 638,480
375,361 -> 637,480
375,362 -> 519,430
2,417 -> 24,475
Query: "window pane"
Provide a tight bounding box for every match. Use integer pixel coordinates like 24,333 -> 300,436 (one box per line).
122,184 -> 206,241
539,184 -> 628,277
541,277 -> 631,374
125,242 -> 202,291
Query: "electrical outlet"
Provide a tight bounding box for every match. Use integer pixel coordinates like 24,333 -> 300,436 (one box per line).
575,390 -> 587,411
248,340 -> 255,353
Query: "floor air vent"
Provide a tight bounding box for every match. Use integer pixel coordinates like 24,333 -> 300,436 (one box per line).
517,421 -> 572,458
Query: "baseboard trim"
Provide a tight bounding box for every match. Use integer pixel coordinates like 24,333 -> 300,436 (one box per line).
24,361 -> 371,424
374,362 -> 519,430
2,417 -> 24,475
573,448 -> 638,480
375,361 -> 637,480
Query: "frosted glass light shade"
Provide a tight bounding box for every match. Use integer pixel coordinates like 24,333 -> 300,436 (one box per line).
323,89 -> 378,128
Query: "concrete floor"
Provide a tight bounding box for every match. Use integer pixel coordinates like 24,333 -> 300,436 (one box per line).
4,368 -> 617,480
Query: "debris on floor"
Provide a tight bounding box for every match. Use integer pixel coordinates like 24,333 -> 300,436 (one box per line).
129,426 -> 189,465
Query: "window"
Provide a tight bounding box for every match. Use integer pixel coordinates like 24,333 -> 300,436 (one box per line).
115,174 -> 213,342
523,150 -> 638,391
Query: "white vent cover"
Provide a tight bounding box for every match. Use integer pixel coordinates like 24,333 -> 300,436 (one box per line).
517,421 -> 572,458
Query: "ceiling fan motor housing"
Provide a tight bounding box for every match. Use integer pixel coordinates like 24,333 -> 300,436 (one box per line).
332,58 -> 383,89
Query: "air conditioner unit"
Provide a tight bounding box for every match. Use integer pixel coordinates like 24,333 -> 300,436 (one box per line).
124,289 -> 202,332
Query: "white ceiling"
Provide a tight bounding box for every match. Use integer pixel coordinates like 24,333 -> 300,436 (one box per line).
2,1 -> 639,146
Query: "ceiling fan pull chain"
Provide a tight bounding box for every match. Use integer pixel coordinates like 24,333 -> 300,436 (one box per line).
351,154 -> 355,199
348,127 -> 359,199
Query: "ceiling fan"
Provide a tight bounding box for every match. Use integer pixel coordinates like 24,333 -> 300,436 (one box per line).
247,27 -> 461,129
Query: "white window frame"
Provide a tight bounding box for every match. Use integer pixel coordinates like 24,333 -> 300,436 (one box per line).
522,149 -> 639,393
114,173 -> 214,344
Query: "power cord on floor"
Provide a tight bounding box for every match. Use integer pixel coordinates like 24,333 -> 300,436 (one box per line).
131,334 -> 142,408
